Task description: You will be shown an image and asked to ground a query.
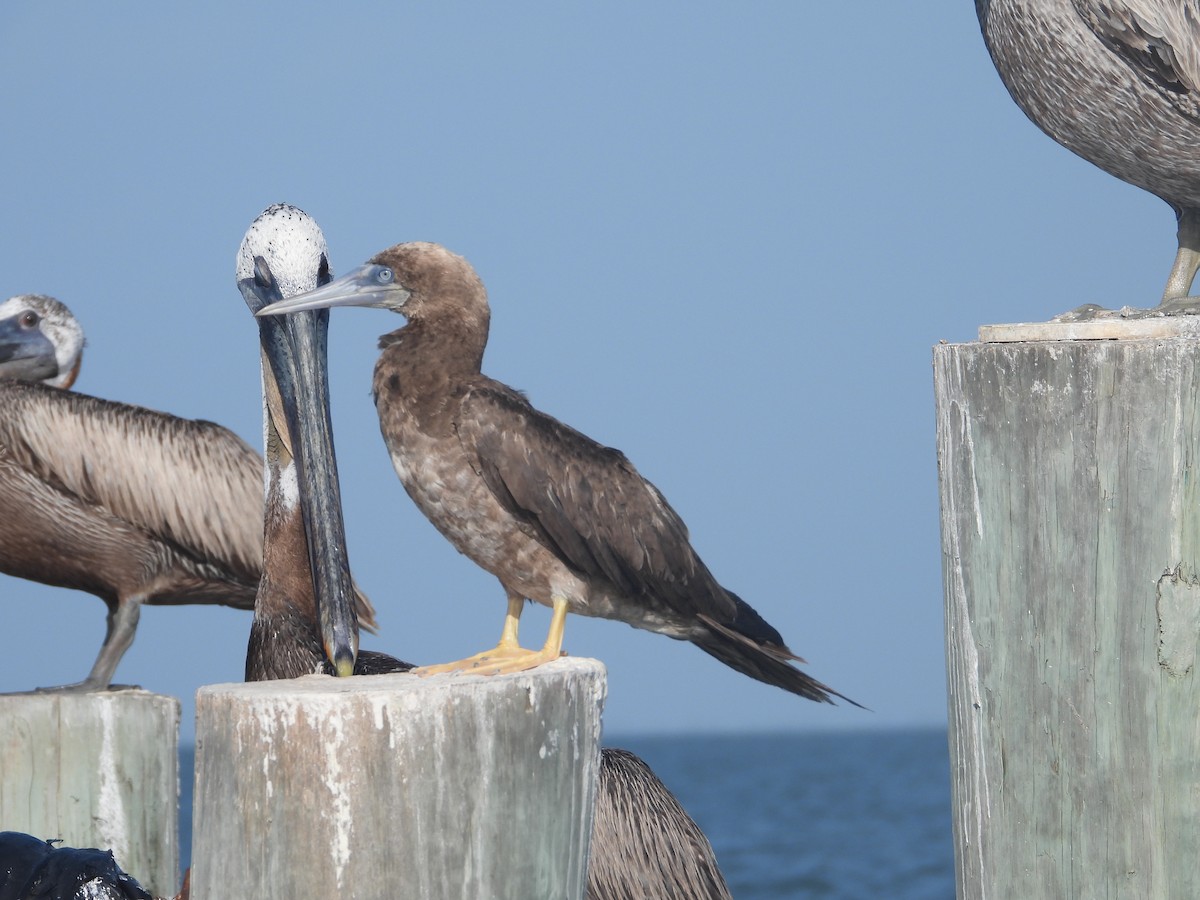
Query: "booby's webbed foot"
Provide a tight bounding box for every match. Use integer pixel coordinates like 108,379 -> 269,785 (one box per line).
414,595 -> 569,678
413,645 -> 567,677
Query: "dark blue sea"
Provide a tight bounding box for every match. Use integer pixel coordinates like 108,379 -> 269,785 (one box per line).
180,726 -> 954,898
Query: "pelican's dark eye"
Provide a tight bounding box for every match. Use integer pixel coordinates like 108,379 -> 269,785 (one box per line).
378,268 -> 394,285
254,256 -> 275,290
19,311 -> 39,329
318,253 -> 332,287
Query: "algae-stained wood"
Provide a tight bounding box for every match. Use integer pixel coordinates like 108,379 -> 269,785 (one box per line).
0,690 -> 180,898
191,657 -> 606,900
935,337 -> 1200,899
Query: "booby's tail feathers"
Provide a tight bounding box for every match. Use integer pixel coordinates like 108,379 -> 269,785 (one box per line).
694,593 -> 863,708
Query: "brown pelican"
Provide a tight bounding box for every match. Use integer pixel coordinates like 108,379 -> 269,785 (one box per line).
241,205 -> 732,898
236,203 -> 409,679
0,293 -> 378,691
258,241 -> 856,706
978,1 -> 1200,309
587,748 -> 732,900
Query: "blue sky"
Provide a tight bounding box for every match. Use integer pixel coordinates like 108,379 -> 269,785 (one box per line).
0,4 -> 1175,741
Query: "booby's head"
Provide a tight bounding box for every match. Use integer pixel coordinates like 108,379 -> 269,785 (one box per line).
256,241 -> 488,328
0,294 -> 85,389
237,203 -> 358,678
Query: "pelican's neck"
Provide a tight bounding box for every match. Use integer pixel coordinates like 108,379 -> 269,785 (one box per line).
246,433 -> 326,681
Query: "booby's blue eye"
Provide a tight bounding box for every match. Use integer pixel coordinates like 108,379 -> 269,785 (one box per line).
378,268 -> 394,285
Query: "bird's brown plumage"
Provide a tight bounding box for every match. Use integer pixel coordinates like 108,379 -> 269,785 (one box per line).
237,205 -> 394,682
0,380 -> 265,690
0,296 -> 375,690
337,242 -> 852,703
978,0 -> 1200,301
247,208 -> 734,900
587,748 -> 732,900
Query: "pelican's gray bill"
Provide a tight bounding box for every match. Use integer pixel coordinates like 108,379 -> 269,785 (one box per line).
0,315 -> 58,383
256,263 -> 409,316
240,255 -> 359,677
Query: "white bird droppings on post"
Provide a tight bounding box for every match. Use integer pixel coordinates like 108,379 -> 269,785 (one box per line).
95,698 -> 128,858
192,658 -> 606,900
0,691 -> 180,899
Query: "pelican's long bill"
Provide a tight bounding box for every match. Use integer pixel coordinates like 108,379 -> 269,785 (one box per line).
239,258 -> 359,677
255,263 -> 410,316
0,310 -> 60,383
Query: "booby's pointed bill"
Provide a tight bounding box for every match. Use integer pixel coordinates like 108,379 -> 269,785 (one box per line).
0,314 -> 59,383
255,264 -> 409,316
240,257 -> 358,677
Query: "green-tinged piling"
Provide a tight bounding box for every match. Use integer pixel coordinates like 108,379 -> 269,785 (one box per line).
0,690 -> 180,898
935,319 -> 1200,898
190,657 -> 606,900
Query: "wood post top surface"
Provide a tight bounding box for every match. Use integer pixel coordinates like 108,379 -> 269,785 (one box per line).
197,656 -> 606,701
975,314 -> 1200,344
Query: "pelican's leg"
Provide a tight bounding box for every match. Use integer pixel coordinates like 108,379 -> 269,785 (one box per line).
36,599 -> 142,693
1056,207 -> 1200,320
1161,207 -> 1200,304
1120,206 -> 1200,316
414,594 -> 569,677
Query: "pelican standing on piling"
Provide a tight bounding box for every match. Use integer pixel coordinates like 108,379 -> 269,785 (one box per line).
258,241 -> 855,705
236,203 -> 409,679
978,1 -> 1200,309
0,293 -> 380,691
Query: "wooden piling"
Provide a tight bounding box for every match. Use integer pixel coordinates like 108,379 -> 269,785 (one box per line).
0,690 -> 180,898
935,320 -> 1200,898
190,657 -> 606,900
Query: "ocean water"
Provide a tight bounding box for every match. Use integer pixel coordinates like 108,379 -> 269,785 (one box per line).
180,726 -> 954,898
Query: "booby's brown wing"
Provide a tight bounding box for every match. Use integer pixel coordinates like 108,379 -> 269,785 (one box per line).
1077,1 -> 1200,116
457,382 -> 737,623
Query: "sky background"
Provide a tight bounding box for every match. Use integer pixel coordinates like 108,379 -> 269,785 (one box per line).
0,4 -> 1175,744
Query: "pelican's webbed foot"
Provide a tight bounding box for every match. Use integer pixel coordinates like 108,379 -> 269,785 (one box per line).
1051,297 -> 1200,322
33,681 -> 142,694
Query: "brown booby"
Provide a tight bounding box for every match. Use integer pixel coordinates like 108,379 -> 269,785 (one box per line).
240,206 -> 734,899
978,1 -> 1200,311
258,241 -> 855,705
0,293 -> 376,692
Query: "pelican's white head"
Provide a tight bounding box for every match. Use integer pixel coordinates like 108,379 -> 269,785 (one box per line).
236,203 -> 330,299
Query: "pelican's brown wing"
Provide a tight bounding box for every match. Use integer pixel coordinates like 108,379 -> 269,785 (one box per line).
0,381 -> 264,578
0,381 -> 379,629
1077,0 -> 1200,115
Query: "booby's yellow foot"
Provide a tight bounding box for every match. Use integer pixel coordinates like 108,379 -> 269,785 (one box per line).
414,646 -> 567,677
415,595 -> 570,677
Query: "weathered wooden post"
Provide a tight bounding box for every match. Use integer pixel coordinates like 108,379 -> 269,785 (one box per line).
935,318 -> 1200,898
0,690 -> 180,897
190,657 -> 605,900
